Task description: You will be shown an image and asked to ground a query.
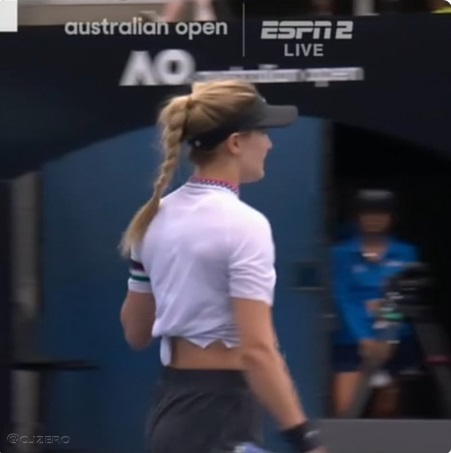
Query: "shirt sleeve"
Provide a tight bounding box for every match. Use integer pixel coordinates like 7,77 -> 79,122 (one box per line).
228,214 -> 276,305
127,243 -> 152,294
332,247 -> 374,341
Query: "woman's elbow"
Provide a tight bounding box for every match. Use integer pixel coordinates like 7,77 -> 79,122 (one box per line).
120,299 -> 154,349
124,329 -> 152,350
121,312 -> 152,349
241,342 -> 278,367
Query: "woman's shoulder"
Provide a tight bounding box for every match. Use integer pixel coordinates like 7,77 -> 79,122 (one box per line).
236,200 -> 270,222
226,200 -> 272,233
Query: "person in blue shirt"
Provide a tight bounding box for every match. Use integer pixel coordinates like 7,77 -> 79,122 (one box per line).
331,189 -> 420,416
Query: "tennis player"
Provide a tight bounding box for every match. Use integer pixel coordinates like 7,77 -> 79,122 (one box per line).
119,80 -> 326,453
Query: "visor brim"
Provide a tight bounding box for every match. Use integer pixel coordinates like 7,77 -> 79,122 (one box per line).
256,104 -> 299,128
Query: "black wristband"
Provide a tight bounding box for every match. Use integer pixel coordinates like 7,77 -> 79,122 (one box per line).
280,421 -> 322,452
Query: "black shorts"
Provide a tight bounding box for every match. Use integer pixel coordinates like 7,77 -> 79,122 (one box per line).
147,368 -> 263,453
333,337 -> 420,374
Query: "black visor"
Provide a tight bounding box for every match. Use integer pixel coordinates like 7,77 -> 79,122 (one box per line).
355,189 -> 395,213
187,96 -> 298,150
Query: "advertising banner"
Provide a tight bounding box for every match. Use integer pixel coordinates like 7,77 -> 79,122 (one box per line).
0,15 -> 450,174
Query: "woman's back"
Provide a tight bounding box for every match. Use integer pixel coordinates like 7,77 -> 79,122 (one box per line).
138,180 -> 270,366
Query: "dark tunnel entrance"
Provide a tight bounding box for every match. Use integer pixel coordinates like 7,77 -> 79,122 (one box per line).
329,124 -> 451,418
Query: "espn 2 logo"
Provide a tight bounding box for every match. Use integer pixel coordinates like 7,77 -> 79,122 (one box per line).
261,21 -> 353,40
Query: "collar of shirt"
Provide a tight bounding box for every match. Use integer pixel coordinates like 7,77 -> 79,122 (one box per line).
348,235 -> 397,263
184,176 -> 240,197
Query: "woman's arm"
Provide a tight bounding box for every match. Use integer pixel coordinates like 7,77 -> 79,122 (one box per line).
233,299 -> 307,429
120,247 -> 155,349
229,214 -> 322,452
120,291 -> 155,349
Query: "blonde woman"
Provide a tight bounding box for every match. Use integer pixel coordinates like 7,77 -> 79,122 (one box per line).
120,80 -> 326,453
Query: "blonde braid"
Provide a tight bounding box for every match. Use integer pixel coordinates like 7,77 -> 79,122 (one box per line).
119,95 -> 192,257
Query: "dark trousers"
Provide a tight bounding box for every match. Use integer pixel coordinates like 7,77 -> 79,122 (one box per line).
147,368 -> 263,453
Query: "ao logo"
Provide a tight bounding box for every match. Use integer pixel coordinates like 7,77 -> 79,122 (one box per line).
120,49 -> 195,86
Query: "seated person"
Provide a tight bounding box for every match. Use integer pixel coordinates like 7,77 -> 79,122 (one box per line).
311,0 -> 334,15
160,0 -> 216,21
331,189 -> 420,417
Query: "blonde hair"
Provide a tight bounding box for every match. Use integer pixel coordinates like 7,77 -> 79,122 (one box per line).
119,79 -> 259,257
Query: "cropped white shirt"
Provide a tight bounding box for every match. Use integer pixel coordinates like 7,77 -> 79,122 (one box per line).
127,179 -> 276,365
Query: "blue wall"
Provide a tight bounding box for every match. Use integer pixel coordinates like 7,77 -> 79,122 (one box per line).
40,117 -> 326,453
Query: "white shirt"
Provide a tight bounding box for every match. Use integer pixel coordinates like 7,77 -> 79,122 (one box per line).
127,180 -> 276,365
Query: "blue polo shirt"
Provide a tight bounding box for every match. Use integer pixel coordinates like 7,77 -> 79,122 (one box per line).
331,236 -> 418,345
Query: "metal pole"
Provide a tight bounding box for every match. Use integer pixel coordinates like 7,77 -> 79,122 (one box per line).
11,173 -> 41,450
0,181 -> 13,452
